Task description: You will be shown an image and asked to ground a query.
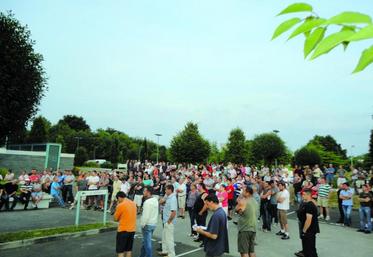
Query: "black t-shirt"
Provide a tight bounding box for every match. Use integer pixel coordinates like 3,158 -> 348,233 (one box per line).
134,182 -> 144,195
359,192 -> 373,207
297,201 -> 320,234
5,183 -> 18,195
153,181 -> 161,195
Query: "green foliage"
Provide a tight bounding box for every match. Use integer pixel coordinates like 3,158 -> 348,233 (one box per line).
83,161 -> 100,168
368,130 -> 373,167
208,142 -> 224,164
0,223 -> 115,243
277,3 -> 313,16
308,135 -> 347,158
169,122 -> 210,163
101,161 -> 114,169
273,3 -> 373,73
272,18 -> 302,40
251,133 -> 287,165
0,12 -> 47,143
294,146 -> 321,166
60,115 -> 90,131
0,167 -> 8,179
27,116 -> 51,143
74,146 -> 88,166
225,128 -> 249,164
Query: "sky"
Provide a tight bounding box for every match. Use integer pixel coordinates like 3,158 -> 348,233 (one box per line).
1,0 -> 373,155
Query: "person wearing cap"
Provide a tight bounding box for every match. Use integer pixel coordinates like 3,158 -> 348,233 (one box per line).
114,191 -> 137,257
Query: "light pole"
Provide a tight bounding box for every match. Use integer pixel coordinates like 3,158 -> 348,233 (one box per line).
273,130 -> 280,168
350,145 -> 355,166
74,137 -> 83,151
155,133 -> 162,163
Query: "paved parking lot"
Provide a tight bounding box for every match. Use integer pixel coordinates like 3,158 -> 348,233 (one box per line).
0,207 -> 372,257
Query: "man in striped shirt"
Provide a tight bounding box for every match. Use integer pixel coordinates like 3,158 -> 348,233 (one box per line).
317,177 -> 331,220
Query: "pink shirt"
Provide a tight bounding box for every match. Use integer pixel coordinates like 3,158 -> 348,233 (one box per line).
217,191 -> 228,207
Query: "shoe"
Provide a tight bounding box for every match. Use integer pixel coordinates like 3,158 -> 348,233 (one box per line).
364,231 -> 371,234
233,221 -> 238,225
325,216 -> 330,221
227,217 -> 232,221
281,235 -> 290,240
193,238 -> 201,242
318,215 -> 324,219
157,252 -> 168,256
357,229 -> 365,232
199,242 -> 204,247
69,205 -> 75,210
294,251 -> 305,257
156,247 -> 162,251
276,231 -> 285,236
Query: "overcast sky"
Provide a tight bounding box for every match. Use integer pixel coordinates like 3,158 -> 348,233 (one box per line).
2,0 -> 373,155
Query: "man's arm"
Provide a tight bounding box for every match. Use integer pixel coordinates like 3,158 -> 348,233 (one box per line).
113,205 -> 122,222
196,229 -> 218,240
303,213 -> 313,233
167,210 -> 176,224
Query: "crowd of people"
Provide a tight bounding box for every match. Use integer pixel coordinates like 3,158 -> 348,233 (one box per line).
1,161 -> 373,257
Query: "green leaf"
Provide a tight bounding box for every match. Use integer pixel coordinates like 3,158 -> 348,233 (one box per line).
289,18 -> 326,39
311,30 -> 355,59
347,24 -> 373,42
272,18 -> 302,40
277,3 -> 313,16
324,12 -> 372,25
304,27 -> 326,58
342,41 -> 349,51
353,45 -> 373,73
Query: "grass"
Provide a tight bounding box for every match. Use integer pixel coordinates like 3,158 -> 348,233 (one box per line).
0,222 -> 116,243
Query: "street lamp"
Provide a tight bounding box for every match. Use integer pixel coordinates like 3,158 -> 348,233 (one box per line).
74,137 -> 83,151
155,133 -> 162,163
272,130 -> 280,168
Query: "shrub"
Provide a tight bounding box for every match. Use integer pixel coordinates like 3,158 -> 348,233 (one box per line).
0,167 -> 8,179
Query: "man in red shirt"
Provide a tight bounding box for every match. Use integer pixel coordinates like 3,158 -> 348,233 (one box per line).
226,178 -> 235,220
29,169 -> 40,183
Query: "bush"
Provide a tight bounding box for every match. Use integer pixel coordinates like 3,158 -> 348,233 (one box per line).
0,167 -> 8,179
71,166 -> 81,176
294,146 -> 321,166
101,161 -> 113,169
83,161 -> 100,168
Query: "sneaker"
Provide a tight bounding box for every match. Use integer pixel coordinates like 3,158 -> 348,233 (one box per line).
318,215 -> 324,219
276,231 -> 285,236
325,216 -> 330,221
157,252 -> 168,256
364,231 -> 371,234
281,235 -> 290,240
357,229 -> 365,232
294,251 -> 305,257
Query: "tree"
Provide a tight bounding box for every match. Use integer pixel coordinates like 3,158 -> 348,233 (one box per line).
60,115 -> 90,131
0,12 -> 47,144
251,133 -> 286,165
225,128 -> 248,164
208,142 -> 223,164
169,122 -> 210,163
273,3 -> 373,73
294,146 -> 322,166
28,116 -> 51,143
308,135 -> 347,158
74,146 -> 88,166
368,129 -> 373,166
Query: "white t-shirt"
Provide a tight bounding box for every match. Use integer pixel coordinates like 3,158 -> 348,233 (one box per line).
87,176 -> 99,190
277,189 -> 289,210
177,183 -> 186,197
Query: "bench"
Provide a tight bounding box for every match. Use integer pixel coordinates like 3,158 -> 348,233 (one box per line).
9,193 -> 53,210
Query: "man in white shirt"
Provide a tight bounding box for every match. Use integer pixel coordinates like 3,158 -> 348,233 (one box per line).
276,181 -> 290,240
86,171 -> 99,209
176,178 -> 186,218
140,186 -> 159,257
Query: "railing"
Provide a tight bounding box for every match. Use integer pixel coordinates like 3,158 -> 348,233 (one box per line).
7,144 -> 48,152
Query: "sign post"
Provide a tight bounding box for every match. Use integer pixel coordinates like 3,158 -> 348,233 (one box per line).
75,190 -> 109,226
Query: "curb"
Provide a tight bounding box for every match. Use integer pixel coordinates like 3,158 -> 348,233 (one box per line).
0,226 -> 116,250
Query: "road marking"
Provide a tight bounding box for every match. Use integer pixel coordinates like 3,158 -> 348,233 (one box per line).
175,247 -> 203,257
287,211 -> 295,216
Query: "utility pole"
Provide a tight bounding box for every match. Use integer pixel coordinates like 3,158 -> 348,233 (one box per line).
155,133 -> 162,163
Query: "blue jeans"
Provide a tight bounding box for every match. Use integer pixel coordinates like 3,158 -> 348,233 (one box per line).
52,193 -> 65,207
140,224 -> 156,257
342,205 -> 352,226
326,174 -> 334,185
359,206 -> 372,231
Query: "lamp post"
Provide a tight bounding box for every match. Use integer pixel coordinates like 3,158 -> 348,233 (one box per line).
74,137 -> 83,151
273,130 -> 280,168
155,133 -> 162,163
